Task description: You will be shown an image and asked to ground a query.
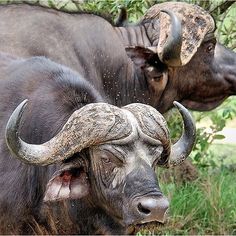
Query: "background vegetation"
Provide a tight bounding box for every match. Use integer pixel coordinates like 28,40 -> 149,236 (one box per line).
2,0 -> 236,234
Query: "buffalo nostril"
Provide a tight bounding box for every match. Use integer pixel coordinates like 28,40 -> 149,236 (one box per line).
138,202 -> 151,215
137,198 -> 159,215
135,197 -> 169,223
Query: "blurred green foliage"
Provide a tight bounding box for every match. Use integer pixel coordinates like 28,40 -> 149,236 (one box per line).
191,98 -> 236,169
166,97 -> 236,169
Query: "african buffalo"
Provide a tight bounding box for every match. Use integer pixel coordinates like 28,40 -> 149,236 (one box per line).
0,2 -> 235,113
0,52 -> 195,234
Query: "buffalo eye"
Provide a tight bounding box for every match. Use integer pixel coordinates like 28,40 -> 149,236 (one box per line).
100,149 -> 124,167
101,156 -> 111,164
206,42 -> 215,53
152,74 -> 162,81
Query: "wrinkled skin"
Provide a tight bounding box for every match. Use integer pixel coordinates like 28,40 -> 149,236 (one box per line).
40,142 -> 168,235
0,4 -> 235,114
0,54 -> 170,234
89,142 -> 168,232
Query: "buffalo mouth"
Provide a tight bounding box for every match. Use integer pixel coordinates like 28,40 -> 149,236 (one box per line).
126,221 -> 165,234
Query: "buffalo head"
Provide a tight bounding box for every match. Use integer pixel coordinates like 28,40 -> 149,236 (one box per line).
118,2 -> 236,113
5,100 -> 195,233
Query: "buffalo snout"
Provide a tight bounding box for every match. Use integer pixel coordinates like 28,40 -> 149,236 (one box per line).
133,195 -> 169,224
125,193 -> 169,227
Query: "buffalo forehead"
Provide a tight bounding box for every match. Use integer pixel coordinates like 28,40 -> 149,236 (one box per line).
123,103 -> 169,143
54,102 -> 169,161
143,2 -> 215,65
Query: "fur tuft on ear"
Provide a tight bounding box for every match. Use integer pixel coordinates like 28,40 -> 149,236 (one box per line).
125,46 -> 156,67
44,167 -> 89,202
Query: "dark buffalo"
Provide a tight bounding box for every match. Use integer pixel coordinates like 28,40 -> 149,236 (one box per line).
0,2 -> 236,112
0,2 -> 235,113
0,53 -> 195,234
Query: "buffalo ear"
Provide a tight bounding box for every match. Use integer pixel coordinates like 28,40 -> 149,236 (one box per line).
43,167 -> 89,202
126,46 -> 169,98
125,46 -> 167,75
125,46 -> 156,68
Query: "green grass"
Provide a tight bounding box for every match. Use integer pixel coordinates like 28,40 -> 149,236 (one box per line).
209,143 -> 236,166
138,169 -> 236,235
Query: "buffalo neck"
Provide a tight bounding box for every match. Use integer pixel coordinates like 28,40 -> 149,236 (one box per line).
110,60 -> 153,107
115,25 -> 151,47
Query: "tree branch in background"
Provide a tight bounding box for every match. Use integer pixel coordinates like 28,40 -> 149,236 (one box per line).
211,0 -> 236,15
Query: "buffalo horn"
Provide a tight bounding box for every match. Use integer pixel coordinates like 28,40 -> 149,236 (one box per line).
5,100 -> 53,165
5,100 -> 132,166
168,101 -> 196,167
158,10 -> 182,67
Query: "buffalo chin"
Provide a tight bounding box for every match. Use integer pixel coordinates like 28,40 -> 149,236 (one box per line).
181,97 -> 227,111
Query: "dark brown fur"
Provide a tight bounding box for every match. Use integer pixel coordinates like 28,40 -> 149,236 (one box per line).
0,4 -> 235,114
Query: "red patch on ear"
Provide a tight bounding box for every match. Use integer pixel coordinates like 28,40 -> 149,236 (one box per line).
61,171 -> 72,182
44,169 -> 89,202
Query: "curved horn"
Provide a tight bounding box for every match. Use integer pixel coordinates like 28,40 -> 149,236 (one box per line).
158,10 -> 182,67
5,100 -> 132,166
5,99 -> 53,165
168,101 -> 196,167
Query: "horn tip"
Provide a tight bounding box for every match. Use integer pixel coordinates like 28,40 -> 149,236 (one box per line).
173,101 -> 195,124
173,101 -> 183,109
21,99 -> 29,106
5,99 -> 29,143
15,99 -> 29,118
